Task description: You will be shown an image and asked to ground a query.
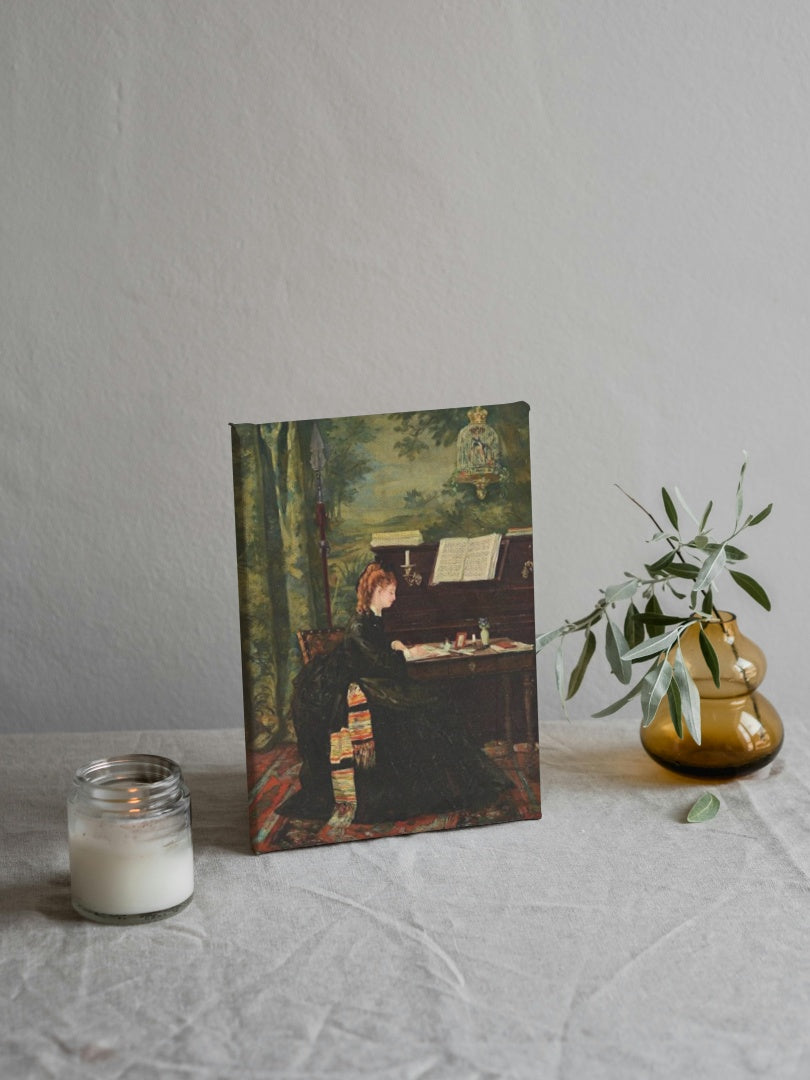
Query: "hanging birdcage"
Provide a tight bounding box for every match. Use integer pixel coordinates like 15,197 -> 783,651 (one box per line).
454,406 -> 504,500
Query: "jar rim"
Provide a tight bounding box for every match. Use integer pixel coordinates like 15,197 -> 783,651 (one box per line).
72,754 -> 186,811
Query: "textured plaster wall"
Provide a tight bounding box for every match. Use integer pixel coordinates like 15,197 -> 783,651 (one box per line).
3,1 -> 808,733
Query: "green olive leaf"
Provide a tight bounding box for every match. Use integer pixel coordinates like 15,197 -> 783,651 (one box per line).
723,545 -> 748,562
640,659 -> 673,727
735,451 -> 748,527
729,569 -> 772,611
644,592 -> 664,618
604,579 -> 639,605
673,644 -> 702,745
694,544 -> 727,595
687,792 -> 720,823
645,551 -> 677,575
623,601 -> 644,650
667,562 -> 699,580
746,503 -> 773,527
638,613 -> 688,628
554,640 -> 569,719
536,626 -> 565,651
698,500 -> 713,532
698,626 -> 721,688
661,487 -> 679,530
623,626 -> 684,663
605,618 -> 632,684
674,485 -> 699,524
666,678 -> 683,738
567,629 -> 596,700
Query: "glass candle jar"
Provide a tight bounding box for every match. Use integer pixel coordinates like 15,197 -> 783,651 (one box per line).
68,754 -> 194,924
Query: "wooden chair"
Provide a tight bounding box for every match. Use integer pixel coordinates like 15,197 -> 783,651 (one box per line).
296,628 -> 344,665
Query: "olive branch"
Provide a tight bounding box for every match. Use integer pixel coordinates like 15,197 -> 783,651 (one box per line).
536,454 -> 772,744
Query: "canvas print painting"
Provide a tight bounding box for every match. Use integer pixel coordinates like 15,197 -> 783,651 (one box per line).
231,402 -> 541,853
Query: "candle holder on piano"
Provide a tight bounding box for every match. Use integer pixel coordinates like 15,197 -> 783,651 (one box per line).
401,562 -> 422,587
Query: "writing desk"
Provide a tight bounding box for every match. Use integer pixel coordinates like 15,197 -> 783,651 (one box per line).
406,640 -> 537,748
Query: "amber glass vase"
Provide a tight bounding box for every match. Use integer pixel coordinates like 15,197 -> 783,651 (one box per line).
640,612 -> 783,778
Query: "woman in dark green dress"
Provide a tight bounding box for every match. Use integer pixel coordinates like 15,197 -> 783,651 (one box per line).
280,562 -> 511,825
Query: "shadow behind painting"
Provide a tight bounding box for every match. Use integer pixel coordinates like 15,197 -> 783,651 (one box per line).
231,404 -> 541,854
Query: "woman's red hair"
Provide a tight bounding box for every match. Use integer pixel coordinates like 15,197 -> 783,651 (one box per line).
356,563 -> 396,613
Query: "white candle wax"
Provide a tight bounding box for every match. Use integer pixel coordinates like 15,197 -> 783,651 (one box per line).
69,816 -> 194,917
68,755 -> 194,922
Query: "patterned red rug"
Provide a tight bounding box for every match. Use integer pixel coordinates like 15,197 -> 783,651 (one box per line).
247,741 -> 541,853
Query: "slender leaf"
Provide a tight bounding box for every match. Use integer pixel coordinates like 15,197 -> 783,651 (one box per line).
637,613 -> 690,628
687,792 -> 720,823
735,452 -> 748,526
604,579 -> 639,605
729,569 -> 772,611
640,659 -> 674,727
567,629 -> 596,700
746,503 -> 773,527
645,593 -> 664,618
591,670 -> 648,718
567,609 -> 605,633
662,487 -> 679,530
667,562 -> 699,580
623,625 -> 684,663
536,626 -> 565,651
698,626 -> 721,688
645,551 -> 677,575
701,590 -> 714,615
704,541 -> 747,562
605,618 -> 632,684
699,500 -> 713,532
694,544 -> 727,595
690,533 -> 709,550
724,545 -> 748,563
554,641 -> 568,717
674,486 -> 699,524
666,678 -> 683,738
624,601 -> 644,650
673,644 -> 702,745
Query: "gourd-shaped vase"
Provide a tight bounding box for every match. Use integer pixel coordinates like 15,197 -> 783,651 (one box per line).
640,612 -> 783,778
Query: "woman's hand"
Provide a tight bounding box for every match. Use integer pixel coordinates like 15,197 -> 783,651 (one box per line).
390,640 -> 407,652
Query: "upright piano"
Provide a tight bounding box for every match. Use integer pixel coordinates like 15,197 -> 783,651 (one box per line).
372,534 -> 537,748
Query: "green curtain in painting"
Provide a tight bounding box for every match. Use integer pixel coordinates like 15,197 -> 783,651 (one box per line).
231,422 -> 325,746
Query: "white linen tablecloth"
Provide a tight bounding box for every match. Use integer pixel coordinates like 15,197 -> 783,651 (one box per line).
1,719 -> 808,1079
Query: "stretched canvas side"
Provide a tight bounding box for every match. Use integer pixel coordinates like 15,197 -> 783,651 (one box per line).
232,403 -> 541,853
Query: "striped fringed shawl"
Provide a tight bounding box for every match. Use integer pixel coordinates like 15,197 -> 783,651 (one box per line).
329,682 -> 376,823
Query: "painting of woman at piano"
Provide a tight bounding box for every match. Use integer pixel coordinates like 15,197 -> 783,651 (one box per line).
233,402 -> 540,851
279,561 -> 513,828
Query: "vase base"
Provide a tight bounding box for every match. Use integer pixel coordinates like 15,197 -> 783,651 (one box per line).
642,744 -> 782,780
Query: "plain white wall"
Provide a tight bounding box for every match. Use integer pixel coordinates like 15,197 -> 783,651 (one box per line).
2,0 -> 807,734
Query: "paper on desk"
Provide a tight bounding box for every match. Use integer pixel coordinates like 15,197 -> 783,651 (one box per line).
404,644 -> 454,661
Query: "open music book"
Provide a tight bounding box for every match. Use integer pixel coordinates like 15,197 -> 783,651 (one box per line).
431,533 -> 502,584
